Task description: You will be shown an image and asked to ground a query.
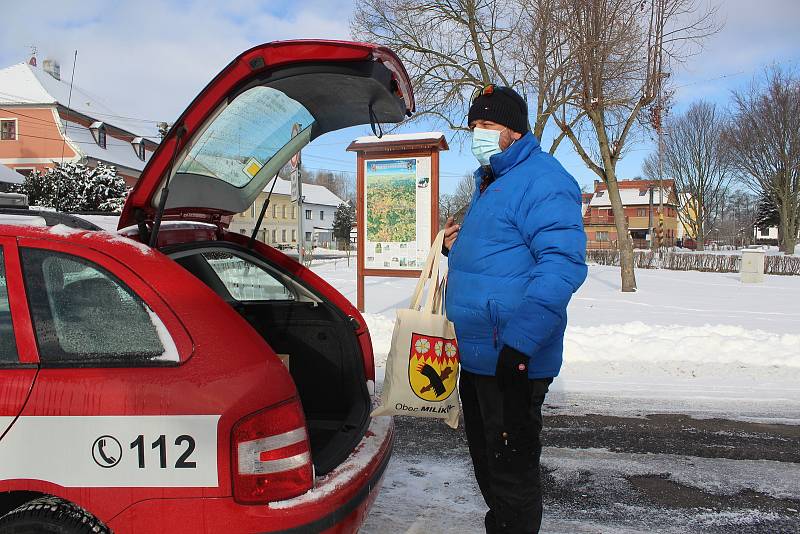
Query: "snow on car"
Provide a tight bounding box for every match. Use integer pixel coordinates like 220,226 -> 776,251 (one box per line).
0,39 -> 415,534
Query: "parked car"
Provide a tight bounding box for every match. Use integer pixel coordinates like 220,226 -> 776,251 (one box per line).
0,39 -> 414,533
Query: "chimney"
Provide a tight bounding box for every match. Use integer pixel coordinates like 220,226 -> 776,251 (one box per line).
43,58 -> 60,81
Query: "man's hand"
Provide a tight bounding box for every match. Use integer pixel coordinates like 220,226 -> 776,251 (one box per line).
496,345 -> 532,433
442,216 -> 460,255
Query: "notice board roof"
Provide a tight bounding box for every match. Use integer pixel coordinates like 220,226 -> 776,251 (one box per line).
347,131 -> 448,153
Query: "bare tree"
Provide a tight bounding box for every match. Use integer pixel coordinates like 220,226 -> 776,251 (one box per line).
438,193 -> 455,226
725,67 -> 800,254
643,101 -> 732,250
552,0 -> 719,291
353,0 -> 518,133
451,173 -> 476,212
352,0 -> 579,153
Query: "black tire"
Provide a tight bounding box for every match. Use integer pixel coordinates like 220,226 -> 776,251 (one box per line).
0,496 -> 110,534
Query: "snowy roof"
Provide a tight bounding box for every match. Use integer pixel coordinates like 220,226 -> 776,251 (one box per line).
0,62 -> 150,137
351,131 -> 446,145
590,187 -> 674,207
63,120 -> 151,172
0,163 -> 24,184
263,177 -> 346,207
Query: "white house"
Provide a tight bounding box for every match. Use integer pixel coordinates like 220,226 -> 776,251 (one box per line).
263,177 -> 347,248
754,226 -> 780,244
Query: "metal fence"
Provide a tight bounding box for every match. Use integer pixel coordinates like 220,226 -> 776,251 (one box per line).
585,249 -> 800,276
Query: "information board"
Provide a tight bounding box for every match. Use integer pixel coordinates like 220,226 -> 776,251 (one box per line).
363,157 -> 432,270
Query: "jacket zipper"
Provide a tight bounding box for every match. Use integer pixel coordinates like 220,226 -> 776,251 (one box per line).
488,300 -> 500,349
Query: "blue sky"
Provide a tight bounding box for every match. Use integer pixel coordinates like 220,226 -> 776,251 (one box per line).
1,0 -> 798,194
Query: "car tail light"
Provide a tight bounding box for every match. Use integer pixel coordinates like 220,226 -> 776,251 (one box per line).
232,399 -> 313,504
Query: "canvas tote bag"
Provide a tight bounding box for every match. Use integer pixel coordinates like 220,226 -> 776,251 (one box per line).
371,230 -> 461,428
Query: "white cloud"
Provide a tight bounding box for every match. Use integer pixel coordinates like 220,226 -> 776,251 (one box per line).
0,0 -> 354,136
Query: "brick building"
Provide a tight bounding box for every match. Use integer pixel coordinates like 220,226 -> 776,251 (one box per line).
583,179 -> 679,249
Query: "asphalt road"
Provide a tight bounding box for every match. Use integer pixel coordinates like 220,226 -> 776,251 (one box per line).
362,407 -> 800,534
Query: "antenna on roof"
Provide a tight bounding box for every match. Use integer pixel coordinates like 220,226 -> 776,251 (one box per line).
56,50 -> 77,213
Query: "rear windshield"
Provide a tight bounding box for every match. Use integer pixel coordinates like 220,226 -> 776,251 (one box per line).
176,87 -> 314,188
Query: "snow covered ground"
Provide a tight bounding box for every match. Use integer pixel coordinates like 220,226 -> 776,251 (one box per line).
313,260 -> 800,421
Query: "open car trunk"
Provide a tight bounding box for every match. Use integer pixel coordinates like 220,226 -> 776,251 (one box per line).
164,242 -> 369,476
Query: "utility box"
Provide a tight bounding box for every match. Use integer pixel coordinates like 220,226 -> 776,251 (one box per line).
740,249 -> 765,283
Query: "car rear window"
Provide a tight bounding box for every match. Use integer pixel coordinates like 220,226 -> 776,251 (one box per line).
202,251 -> 295,301
176,86 -> 314,188
0,247 -> 19,363
20,248 -> 170,366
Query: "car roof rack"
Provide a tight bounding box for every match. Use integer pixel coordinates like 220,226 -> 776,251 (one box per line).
0,207 -> 103,231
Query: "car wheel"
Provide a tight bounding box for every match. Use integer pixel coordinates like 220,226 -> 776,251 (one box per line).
0,496 -> 110,534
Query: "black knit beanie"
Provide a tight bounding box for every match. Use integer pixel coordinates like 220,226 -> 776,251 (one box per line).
468,85 -> 529,134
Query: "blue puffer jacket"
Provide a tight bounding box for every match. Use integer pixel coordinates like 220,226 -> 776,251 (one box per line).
446,132 -> 587,379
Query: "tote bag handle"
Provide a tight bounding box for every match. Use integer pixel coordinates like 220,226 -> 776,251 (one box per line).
408,230 -> 446,314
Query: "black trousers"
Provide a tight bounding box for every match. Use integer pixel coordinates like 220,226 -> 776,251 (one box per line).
460,370 -> 552,534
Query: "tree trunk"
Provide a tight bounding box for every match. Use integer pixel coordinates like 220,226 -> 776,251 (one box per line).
782,216 -> 798,254
605,175 -> 637,292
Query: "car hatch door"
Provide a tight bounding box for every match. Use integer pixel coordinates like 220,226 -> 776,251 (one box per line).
119,40 -> 414,231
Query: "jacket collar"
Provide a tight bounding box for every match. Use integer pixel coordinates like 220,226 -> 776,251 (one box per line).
478,132 -> 541,181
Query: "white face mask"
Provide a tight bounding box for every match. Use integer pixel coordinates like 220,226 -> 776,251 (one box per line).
471,127 -> 505,166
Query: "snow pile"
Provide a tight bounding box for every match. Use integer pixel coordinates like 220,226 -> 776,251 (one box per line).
47,223 -> 82,237
565,322 -> 800,368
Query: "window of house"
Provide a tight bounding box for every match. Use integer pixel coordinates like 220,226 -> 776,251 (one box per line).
201,251 -> 294,302
20,248 -> 169,366
250,204 -> 256,218
291,230 -> 296,242
97,127 -> 107,149
320,210 -> 324,221
305,231 -> 312,242
0,247 -> 19,363
292,206 -> 297,219
282,205 -> 287,219
637,208 -> 647,217
305,210 -> 312,220
281,229 -> 287,242
596,231 -> 609,242
240,229 -> 247,234
760,227 -> 770,237
273,205 -> 278,218
272,229 -> 277,242
1,119 -> 17,141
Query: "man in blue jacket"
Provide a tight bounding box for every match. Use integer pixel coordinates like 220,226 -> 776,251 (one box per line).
444,85 -> 587,533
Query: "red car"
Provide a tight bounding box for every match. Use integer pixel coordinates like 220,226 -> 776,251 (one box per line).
0,40 -> 414,533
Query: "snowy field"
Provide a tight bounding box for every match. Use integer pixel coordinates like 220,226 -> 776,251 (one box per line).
314,259 -> 800,422
310,259 -> 800,533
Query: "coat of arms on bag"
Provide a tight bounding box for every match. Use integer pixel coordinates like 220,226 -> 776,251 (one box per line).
408,333 -> 459,401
